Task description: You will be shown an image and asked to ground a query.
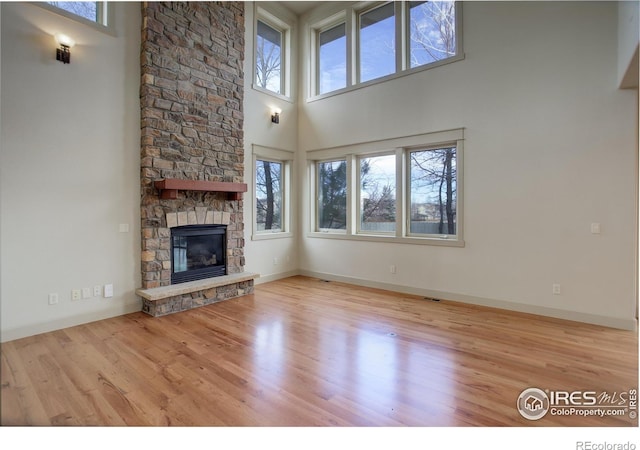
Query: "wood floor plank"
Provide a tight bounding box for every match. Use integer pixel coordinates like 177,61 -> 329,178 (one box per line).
1,276 -> 637,426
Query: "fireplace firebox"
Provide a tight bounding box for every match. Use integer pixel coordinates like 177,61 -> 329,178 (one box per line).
171,225 -> 227,284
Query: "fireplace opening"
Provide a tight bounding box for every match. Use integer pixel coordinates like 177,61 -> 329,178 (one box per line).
171,225 -> 227,284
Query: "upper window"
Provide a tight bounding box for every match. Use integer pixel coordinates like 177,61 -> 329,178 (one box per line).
358,3 -> 396,83
256,20 -> 283,95
46,1 -> 108,26
318,23 -> 347,95
311,1 -> 461,97
408,1 -> 457,68
254,7 -> 292,98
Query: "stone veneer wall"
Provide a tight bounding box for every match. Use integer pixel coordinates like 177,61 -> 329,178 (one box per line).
140,1 -> 245,289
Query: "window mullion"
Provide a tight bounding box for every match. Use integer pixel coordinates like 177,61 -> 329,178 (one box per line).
346,155 -> 356,236
395,1 -> 405,73
395,148 -> 404,238
347,7 -> 356,87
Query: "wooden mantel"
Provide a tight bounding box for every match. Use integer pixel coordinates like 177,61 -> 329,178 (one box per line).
154,179 -> 248,200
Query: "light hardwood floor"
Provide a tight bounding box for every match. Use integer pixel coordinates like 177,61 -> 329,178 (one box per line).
1,276 -> 638,426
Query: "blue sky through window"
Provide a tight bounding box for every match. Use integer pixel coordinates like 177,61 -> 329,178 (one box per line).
316,1 -> 458,95
359,3 -> 396,83
319,23 -> 347,94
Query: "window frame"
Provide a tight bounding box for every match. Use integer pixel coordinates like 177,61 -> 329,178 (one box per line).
36,2 -> 115,35
356,1 -> 399,84
313,158 -> 350,234
356,151 -> 398,236
405,143 -> 461,241
254,6 -> 293,100
252,146 -> 294,241
307,129 -> 464,247
316,19 -> 349,96
307,1 -> 463,101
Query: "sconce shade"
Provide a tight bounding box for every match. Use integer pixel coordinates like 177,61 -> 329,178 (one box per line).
55,33 -> 75,64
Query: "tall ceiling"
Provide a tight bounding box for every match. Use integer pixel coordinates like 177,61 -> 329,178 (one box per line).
277,1 -> 322,16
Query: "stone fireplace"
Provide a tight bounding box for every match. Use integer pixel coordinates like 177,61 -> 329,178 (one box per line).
135,2 -> 257,317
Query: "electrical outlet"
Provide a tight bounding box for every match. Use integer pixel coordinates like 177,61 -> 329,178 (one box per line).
93,285 -> 101,297
71,289 -> 81,301
82,287 -> 92,299
390,265 -> 397,274
273,257 -> 279,266
591,223 -> 601,234
552,284 -> 561,295
104,284 -> 113,298
48,293 -> 59,305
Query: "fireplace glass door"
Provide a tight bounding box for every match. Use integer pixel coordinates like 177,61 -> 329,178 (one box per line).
171,225 -> 226,284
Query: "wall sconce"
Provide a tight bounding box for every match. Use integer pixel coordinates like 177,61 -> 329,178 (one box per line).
55,33 -> 75,64
271,109 -> 281,124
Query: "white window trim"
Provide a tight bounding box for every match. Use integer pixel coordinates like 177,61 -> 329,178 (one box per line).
252,145 -> 294,241
307,128 -> 465,247
35,2 -> 115,36
254,5 -> 294,101
307,1 -> 464,102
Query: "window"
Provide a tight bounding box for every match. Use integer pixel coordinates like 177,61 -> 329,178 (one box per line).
45,1 -> 108,26
318,23 -> 347,95
253,147 -> 293,239
256,160 -> 283,232
254,6 -> 293,98
358,153 -> 396,234
310,1 -> 461,97
256,20 -> 283,95
358,3 -> 396,83
408,146 -> 457,237
317,160 -> 347,231
309,129 -> 463,246
408,1 -> 457,68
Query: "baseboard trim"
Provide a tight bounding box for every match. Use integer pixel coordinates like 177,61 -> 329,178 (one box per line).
1,301 -> 143,343
298,270 -> 638,331
254,270 -> 301,285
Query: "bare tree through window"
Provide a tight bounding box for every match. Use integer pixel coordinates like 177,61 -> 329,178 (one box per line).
256,160 -> 283,231
409,1 -> 457,68
256,20 -> 282,94
48,2 -> 98,22
409,147 -> 457,235
317,160 -> 347,230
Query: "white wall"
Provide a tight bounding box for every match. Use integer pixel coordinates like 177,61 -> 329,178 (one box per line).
243,2 -> 300,282
296,1 -> 638,329
0,2 -> 141,341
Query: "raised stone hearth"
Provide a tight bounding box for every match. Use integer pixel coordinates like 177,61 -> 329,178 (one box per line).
137,272 -> 258,317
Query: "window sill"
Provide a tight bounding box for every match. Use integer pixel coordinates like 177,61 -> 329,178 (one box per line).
307,231 -> 465,248
252,84 -> 295,103
307,53 -> 465,103
252,231 -> 294,241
